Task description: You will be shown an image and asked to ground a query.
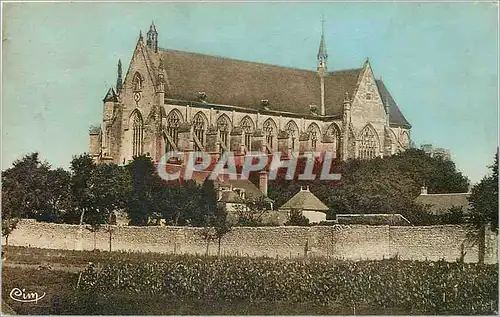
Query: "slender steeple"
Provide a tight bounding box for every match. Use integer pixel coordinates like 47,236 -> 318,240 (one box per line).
116,59 -> 123,93
317,14 -> 328,72
146,21 -> 158,52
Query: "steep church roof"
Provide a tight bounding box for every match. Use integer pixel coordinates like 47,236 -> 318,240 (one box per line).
279,187 -> 329,211
161,49 -> 321,115
157,48 -> 410,128
376,79 -> 411,128
325,68 -> 363,115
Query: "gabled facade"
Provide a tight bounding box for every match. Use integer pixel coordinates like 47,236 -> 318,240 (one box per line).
89,22 -> 412,164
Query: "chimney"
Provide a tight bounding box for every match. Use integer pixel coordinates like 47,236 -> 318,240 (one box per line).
420,186 -> 428,195
259,170 -> 268,196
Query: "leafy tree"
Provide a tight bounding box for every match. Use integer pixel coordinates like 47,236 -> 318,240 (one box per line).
2,153 -> 52,219
268,149 -> 470,225
1,192 -> 19,246
285,208 -> 310,226
44,168 -> 73,223
70,154 -> 130,249
234,196 -> 271,226
125,155 -> 160,226
70,154 -> 96,226
467,151 -> 498,263
199,179 -> 219,220
88,163 -> 131,250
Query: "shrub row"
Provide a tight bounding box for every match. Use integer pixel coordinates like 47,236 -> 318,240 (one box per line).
79,257 -> 498,314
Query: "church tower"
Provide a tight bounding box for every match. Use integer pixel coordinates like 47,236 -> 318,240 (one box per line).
146,21 -> 158,52
317,16 -> 328,116
317,16 -> 328,73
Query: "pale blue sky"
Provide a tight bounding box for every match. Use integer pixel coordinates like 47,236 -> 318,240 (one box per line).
2,2 -> 498,183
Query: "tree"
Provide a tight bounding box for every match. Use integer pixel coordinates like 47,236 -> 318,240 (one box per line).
125,155 -> 160,226
196,179 -> 231,256
2,153 -> 52,220
285,208 -> 310,226
70,154 -> 96,226
467,151 -> 498,263
1,193 -> 19,246
268,149 -> 470,225
161,180 -> 201,226
87,163 -> 131,250
70,154 -> 130,249
234,196 -> 271,227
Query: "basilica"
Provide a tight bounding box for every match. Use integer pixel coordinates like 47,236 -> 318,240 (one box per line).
89,22 -> 411,165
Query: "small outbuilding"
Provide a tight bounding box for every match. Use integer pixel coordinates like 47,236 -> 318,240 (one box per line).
279,186 -> 329,223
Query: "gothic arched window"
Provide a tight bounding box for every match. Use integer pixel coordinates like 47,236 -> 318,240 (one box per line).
216,115 -> 231,154
285,121 -> 299,151
240,116 -> 254,151
133,72 -> 143,91
307,123 -> 321,151
131,111 -> 144,157
263,118 -> 277,150
166,110 -> 181,152
358,125 -> 379,159
325,123 -> 341,158
193,112 -> 207,151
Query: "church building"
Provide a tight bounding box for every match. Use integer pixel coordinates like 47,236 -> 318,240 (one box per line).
89,22 -> 411,165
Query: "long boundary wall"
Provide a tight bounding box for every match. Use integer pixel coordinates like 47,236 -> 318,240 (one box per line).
3,220 -> 497,263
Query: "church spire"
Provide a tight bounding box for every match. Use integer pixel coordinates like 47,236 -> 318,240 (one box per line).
317,14 -> 328,72
116,59 -> 123,93
146,21 -> 158,52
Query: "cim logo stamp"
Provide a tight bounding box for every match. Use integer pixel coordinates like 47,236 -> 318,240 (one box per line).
9,288 -> 46,303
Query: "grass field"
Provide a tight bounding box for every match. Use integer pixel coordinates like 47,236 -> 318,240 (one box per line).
1,246 -> 496,315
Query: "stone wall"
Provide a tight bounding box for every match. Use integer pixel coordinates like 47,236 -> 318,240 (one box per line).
3,220 -> 497,263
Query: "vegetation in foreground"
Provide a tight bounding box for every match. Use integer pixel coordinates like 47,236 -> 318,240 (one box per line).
2,246 -> 498,315
1,266 -> 415,316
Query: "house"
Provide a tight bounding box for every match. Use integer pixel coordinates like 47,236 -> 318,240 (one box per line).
414,186 -> 471,215
279,186 -> 329,223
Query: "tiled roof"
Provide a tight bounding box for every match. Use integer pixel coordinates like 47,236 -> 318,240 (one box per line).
161,49 -> 364,117
215,177 -> 264,200
279,188 -> 329,211
324,68 -> 363,115
159,48 -> 409,125
414,193 -> 470,215
375,79 -> 411,128
162,49 -> 321,115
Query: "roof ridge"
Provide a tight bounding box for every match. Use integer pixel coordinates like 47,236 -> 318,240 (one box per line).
328,67 -> 363,74
421,192 -> 471,196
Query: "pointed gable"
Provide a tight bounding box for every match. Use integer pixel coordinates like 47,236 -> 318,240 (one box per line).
103,88 -> 118,102
279,188 -> 329,211
376,80 -> 411,129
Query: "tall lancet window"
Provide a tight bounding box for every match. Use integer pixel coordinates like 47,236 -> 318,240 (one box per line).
216,115 -> 230,154
193,112 -> 206,151
359,125 -> 379,159
132,112 -> 144,157
240,116 -> 254,151
307,123 -> 321,151
166,110 -> 181,152
263,119 -> 277,150
285,121 -> 299,151
325,123 -> 341,158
